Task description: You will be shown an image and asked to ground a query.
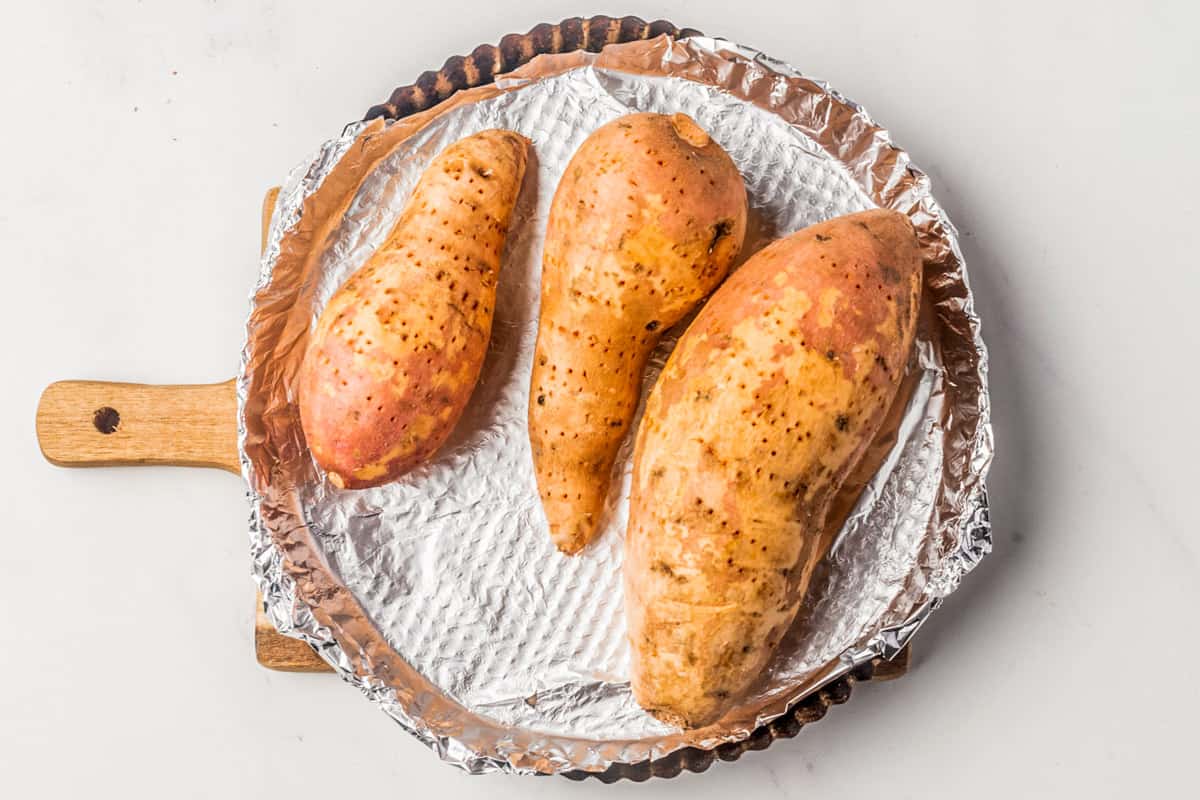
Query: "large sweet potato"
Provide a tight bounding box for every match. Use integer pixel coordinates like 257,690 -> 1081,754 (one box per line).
624,209 -> 923,727
298,129 -> 528,489
530,112 -> 747,553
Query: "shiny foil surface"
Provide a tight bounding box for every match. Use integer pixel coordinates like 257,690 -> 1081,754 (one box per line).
240,36 -> 993,774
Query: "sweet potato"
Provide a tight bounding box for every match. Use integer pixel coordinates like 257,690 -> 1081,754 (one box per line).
298,129 -> 528,489
624,209 -> 923,727
530,112 -> 747,554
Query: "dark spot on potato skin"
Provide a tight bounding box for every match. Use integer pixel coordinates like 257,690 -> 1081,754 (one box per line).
305,313 -> 490,486
299,130 -> 527,488
654,212 -> 919,417
708,219 -> 736,253
532,113 -> 748,551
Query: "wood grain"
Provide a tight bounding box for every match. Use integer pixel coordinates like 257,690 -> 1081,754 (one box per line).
255,591 -> 331,672
36,379 -> 240,472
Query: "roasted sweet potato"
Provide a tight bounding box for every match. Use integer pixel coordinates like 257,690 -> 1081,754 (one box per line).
298,129 -> 528,489
624,209 -> 923,727
530,112 -> 747,554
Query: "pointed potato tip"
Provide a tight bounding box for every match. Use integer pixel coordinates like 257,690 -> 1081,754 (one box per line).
549,514 -> 599,556
551,527 -> 588,556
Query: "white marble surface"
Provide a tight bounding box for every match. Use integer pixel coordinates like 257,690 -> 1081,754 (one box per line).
2,1 -> 1197,797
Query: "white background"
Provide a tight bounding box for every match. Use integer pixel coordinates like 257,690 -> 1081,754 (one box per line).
2,1 -> 1197,797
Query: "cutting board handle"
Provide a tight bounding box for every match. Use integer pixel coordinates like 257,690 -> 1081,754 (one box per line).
35,188 -> 278,476
36,379 -> 240,474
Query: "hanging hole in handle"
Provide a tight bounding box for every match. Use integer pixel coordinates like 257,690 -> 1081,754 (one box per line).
93,407 -> 120,434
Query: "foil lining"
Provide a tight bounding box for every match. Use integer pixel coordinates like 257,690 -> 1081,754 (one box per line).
239,36 -> 993,774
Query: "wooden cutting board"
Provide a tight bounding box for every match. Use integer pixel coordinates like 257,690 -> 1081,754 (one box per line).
34,187 -> 908,680
36,188 -> 326,672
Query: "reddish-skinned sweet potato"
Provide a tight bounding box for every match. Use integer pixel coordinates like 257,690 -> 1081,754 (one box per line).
624,209 -> 923,727
530,112 -> 747,553
298,129 -> 528,489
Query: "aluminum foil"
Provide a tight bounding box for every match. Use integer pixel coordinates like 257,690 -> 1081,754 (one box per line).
239,35 -> 993,775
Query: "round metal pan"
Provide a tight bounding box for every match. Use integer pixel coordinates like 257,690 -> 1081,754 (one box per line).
242,15 -> 991,780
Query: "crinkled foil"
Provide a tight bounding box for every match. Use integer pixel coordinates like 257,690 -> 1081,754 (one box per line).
239,36 -> 993,774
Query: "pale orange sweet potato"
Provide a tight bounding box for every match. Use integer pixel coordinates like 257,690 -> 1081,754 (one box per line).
530,112 -> 747,554
298,129 -> 528,489
624,209 -> 923,727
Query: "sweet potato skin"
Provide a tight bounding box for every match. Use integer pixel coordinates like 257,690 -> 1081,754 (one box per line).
530,113 -> 747,554
298,129 -> 528,489
625,209 -> 923,727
